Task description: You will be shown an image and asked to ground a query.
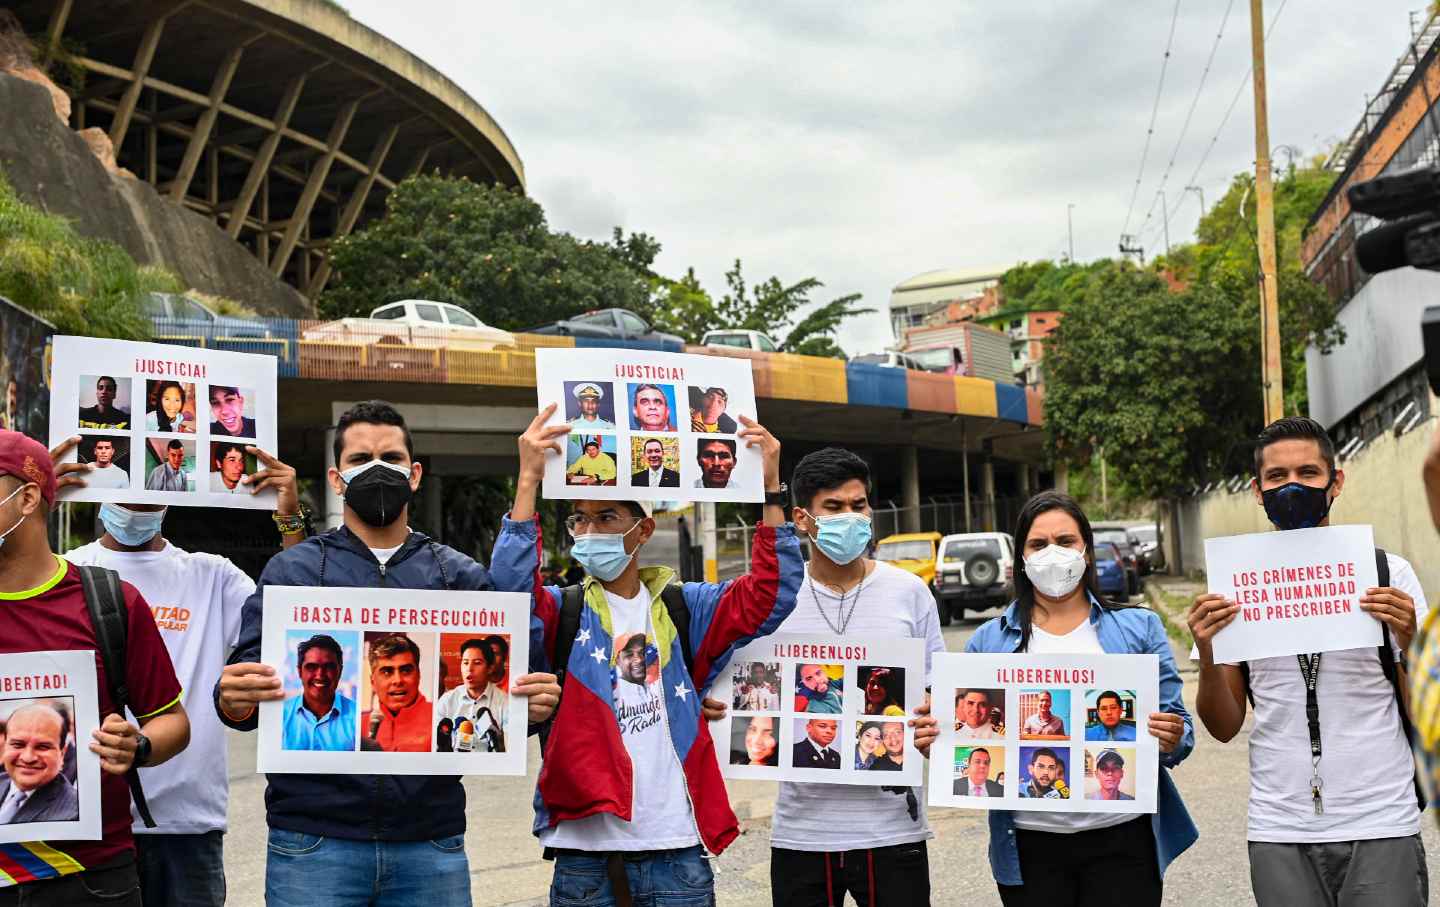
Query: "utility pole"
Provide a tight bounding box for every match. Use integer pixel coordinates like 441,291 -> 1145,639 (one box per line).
1186,184 -> 1206,219
1067,203 -> 1076,263
1100,447 -> 1109,516
1119,234 -> 1145,264
1250,0 -> 1284,424
1160,189 -> 1171,256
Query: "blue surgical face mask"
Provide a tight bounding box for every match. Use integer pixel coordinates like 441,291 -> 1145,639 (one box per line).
571,522 -> 641,582
100,503 -> 167,547
805,511 -> 873,566
0,483 -> 32,551
1261,480 -> 1333,530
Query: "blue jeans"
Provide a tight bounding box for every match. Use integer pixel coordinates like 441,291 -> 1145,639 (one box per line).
135,831 -> 226,907
549,846 -> 715,906
264,829 -> 471,907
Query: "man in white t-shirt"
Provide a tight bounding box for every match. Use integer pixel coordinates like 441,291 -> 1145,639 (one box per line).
435,638 -> 509,752
54,436 -> 305,907
1189,416 -> 1429,907
706,447 -> 943,906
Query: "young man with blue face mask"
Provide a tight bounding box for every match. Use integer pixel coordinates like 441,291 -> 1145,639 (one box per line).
706,446 -> 943,907
1189,416 -> 1429,907
53,434 -> 303,907
492,403 -> 802,905
212,400 -> 562,906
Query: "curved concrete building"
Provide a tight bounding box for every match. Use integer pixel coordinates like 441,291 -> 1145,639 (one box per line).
10,0 -> 523,299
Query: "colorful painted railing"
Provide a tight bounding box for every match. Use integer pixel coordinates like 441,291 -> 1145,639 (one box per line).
147,316 -> 1042,426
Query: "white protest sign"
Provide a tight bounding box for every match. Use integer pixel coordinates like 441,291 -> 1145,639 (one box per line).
1205,524 -> 1381,664
708,634 -> 925,785
0,651 -> 103,843
258,587 -> 530,775
927,653 -> 1160,813
49,336 -> 279,508
535,348 -> 762,503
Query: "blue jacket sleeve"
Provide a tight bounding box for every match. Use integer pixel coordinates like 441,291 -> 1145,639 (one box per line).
1149,611 -> 1195,767
489,516 -> 561,676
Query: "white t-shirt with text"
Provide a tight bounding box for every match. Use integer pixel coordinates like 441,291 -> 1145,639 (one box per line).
66,539 -> 253,834
1246,552 -> 1428,843
1011,618 -> 1142,834
539,587 -> 697,851
771,561 -> 945,852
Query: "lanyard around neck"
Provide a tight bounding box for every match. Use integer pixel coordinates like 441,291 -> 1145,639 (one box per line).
1297,652 -> 1324,814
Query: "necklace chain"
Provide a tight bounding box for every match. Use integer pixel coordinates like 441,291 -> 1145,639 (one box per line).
811,572 -> 865,635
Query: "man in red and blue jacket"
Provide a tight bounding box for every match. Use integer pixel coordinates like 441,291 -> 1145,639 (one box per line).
490,405 -> 803,905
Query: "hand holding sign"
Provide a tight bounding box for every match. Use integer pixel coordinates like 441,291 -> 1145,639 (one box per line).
48,435 -> 92,493
1186,593 -> 1240,665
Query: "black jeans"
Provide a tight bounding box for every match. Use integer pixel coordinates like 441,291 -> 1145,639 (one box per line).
770,841 -> 930,907
0,855 -> 141,907
136,831 -> 226,907
998,816 -> 1162,907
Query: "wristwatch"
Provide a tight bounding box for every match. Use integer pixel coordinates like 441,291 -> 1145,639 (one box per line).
134,733 -> 153,768
764,483 -> 789,507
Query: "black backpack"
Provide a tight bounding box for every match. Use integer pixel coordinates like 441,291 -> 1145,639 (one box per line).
75,565 -> 157,828
1238,548 -> 1424,810
551,582 -> 693,688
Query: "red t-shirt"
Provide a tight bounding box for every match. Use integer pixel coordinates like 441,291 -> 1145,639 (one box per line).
0,558 -> 181,886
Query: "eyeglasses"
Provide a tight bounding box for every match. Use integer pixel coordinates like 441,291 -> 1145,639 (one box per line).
565,512 -> 638,535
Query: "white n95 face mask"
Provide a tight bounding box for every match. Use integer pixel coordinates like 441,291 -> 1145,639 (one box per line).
1023,544 -> 1087,599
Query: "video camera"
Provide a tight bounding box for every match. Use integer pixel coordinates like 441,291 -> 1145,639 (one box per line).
1349,166 -> 1440,393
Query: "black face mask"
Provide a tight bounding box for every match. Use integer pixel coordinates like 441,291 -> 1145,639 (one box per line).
1261,480 -> 1333,530
342,463 -> 413,528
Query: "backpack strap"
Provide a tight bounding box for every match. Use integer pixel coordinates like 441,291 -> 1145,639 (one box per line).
1372,548 -> 1426,810
552,584 -> 585,689
76,565 -> 157,829
660,584 -> 693,674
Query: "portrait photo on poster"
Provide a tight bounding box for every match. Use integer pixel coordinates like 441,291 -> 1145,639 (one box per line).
565,434 -> 618,487
731,661 -> 782,711
280,630 -> 361,753
794,662 -> 843,713
1084,688 -> 1139,742
628,382 -> 678,433
143,437 -> 196,493
206,384 -> 257,439
630,436 -> 681,489
1084,746 -> 1138,801
77,434 -> 132,490
952,745 -> 1006,798
144,380 -> 196,433
360,631 -> 438,754
0,650 -> 103,844
435,634 -> 511,754
955,687 -> 1006,740
257,586 -> 531,776
686,385 -> 742,434
792,717 -> 841,770
692,436 -> 740,490
730,714 -> 780,767
1018,688 -> 1071,740
76,374 -> 131,429
1019,745 -> 1071,800
563,380 -> 618,431
853,719 -> 906,771
857,665 -> 906,717
209,441 -> 256,496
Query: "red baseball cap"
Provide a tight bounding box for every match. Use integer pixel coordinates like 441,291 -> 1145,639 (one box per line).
0,430 -> 57,505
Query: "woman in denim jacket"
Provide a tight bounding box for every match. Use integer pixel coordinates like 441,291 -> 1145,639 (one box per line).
965,491 -> 1197,906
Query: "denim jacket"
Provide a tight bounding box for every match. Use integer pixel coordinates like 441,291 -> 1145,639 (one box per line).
965,598 -> 1199,886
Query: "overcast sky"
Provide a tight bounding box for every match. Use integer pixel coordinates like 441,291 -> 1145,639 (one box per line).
344,1 -> 1429,353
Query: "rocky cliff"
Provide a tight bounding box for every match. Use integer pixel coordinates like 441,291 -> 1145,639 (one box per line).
0,72 -> 311,317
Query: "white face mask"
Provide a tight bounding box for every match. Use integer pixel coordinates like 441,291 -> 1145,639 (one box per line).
1023,544 -> 1087,599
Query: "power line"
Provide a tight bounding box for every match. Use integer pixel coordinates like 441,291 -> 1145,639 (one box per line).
1119,0 -> 1184,241
1143,0 -> 1291,249
1134,0 -> 1237,244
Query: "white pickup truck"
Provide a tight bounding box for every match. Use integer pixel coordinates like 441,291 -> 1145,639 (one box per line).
302,299 -> 515,352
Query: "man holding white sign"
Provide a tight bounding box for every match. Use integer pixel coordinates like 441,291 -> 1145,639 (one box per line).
214,401 -> 561,906
1189,417 -> 1428,907
497,403 -> 801,906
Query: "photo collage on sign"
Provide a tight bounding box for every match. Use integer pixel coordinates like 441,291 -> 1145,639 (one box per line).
73,372 -> 263,496
949,685 -> 1141,802
278,629 -> 513,756
558,377 -> 751,493
726,658 -> 912,779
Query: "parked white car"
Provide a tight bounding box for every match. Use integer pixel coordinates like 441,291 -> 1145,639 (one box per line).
701,329 -> 781,352
302,299 -> 514,352
931,531 -> 1015,624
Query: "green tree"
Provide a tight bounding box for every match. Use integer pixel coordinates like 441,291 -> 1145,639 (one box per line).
320,175 -> 659,330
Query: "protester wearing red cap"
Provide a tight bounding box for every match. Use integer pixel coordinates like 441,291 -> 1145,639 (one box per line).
0,429 -> 190,904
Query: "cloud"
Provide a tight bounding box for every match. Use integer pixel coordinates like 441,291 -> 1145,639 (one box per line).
344,0 -> 1428,353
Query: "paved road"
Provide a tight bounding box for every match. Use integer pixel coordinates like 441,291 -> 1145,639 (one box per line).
220,597 -> 1440,906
